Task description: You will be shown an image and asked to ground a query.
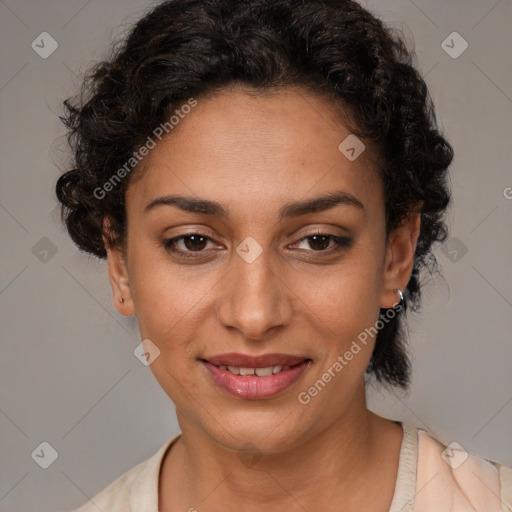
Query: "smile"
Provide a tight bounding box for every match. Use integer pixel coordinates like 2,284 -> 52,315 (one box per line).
201,353 -> 312,400
216,364 -> 291,376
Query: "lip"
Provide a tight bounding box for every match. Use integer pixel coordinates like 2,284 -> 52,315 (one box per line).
204,352 -> 308,368
202,354 -> 311,400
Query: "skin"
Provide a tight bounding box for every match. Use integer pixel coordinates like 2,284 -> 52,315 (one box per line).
105,85 -> 420,511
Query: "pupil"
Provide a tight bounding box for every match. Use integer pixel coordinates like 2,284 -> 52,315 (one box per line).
309,235 -> 329,251
185,235 -> 207,251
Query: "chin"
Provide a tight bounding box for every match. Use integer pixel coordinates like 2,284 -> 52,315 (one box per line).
200,407 -> 314,454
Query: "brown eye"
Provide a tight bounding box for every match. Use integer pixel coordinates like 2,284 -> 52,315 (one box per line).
306,234 -> 332,251
163,233 -> 215,257
292,233 -> 352,253
180,234 -> 208,251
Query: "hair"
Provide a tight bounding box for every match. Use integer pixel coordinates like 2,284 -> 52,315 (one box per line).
55,0 -> 453,390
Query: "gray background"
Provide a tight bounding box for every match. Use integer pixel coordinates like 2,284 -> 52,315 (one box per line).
0,0 -> 511,511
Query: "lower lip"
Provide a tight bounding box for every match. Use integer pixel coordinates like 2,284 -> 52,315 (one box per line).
203,361 -> 311,400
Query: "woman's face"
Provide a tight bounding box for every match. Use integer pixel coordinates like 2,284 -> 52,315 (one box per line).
107,86 -> 418,452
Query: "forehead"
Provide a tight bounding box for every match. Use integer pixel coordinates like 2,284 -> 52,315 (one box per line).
126,86 -> 383,218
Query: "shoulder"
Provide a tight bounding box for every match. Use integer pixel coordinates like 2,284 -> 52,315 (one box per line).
71,436 -> 179,512
414,427 -> 512,511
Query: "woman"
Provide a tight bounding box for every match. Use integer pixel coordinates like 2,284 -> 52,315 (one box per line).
56,0 -> 511,510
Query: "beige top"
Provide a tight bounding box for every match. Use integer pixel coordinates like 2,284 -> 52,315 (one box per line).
73,422 -> 512,511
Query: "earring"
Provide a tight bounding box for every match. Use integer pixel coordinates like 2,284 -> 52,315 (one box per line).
393,288 -> 404,307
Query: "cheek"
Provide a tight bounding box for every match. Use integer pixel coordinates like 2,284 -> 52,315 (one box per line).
127,241 -> 209,340
293,257 -> 383,339
293,270 -> 382,414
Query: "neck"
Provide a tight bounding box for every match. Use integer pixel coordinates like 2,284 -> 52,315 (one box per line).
160,382 -> 402,512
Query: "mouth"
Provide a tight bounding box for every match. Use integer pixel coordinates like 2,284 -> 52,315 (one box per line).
201,353 -> 312,400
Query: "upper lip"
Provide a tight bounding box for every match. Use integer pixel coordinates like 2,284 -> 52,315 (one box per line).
203,353 -> 310,368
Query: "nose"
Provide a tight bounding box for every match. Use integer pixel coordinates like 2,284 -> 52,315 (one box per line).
216,248 -> 293,340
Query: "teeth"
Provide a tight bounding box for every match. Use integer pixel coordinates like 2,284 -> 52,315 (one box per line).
255,366 -> 274,376
218,365 -> 292,376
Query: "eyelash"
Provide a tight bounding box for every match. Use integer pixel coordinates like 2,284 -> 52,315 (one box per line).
163,231 -> 352,260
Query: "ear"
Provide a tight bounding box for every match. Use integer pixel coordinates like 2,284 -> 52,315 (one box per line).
379,211 -> 421,309
102,218 -> 135,316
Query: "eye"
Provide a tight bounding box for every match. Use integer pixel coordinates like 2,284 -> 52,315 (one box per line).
291,233 -> 352,254
163,233 -> 218,258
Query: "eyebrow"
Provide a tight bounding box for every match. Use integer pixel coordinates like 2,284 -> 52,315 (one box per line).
143,190 -> 364,220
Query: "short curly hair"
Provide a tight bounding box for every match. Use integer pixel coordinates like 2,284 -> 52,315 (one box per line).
55,0 -> 453,390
